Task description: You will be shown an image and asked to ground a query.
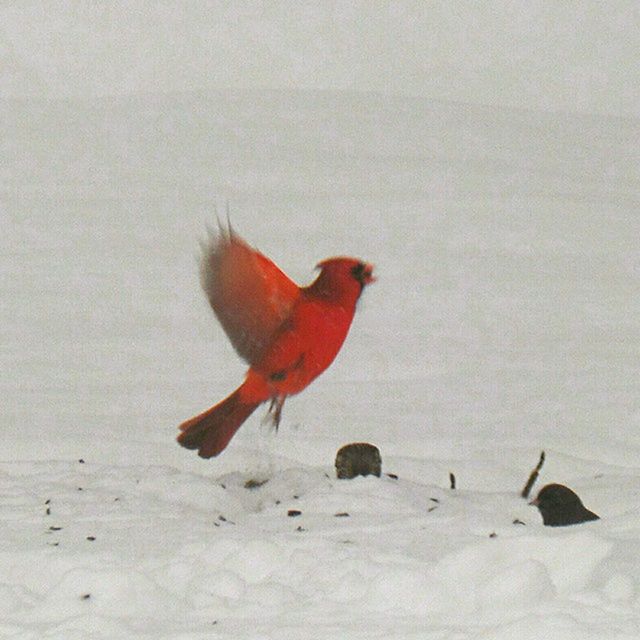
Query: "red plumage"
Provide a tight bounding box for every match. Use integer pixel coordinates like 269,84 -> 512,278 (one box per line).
178,227 -> 374,458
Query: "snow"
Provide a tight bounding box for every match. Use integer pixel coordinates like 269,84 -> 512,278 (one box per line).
2,3 -> 639,116
1,457 -> 639,639
3,5 -> 640,638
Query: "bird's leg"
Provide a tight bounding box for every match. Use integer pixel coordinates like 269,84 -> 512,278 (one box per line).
262,395 -> 286,431
272,396 -> 285,429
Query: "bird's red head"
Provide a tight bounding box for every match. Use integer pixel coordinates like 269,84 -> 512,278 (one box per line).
312,257 -> 375,301
317,257 -> 375,285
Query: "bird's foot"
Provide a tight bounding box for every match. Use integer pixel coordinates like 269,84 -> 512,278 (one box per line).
262,396 -> 285,432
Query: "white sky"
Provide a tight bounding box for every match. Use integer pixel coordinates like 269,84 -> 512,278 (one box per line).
1,0 -> 639,116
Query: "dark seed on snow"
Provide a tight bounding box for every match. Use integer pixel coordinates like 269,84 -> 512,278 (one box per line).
49,526 -> 62,531
334,512 -> 350,517
287,510 -> 302,517
81,593 -> 91,600
86,536 -> 96,541
244,478 -> 268,489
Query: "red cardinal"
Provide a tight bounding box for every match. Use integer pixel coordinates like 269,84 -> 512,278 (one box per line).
177,226 -> 375,458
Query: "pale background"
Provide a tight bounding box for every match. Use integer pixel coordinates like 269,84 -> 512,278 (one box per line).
2,3 -> 640,638
2,1 -> 639,116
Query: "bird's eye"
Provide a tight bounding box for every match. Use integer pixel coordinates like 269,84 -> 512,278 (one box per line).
350,261 -> 374,289
351,262 -> 366,282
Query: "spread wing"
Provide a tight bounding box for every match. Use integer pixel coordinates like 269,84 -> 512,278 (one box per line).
200,227 -> 300,364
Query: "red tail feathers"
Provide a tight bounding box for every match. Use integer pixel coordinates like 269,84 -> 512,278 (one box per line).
177,388 -> 260,458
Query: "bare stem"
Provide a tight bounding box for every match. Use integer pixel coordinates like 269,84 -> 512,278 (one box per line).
521,451 -> 545,499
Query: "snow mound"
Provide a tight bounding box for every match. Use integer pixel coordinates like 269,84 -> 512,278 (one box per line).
1,459 -> 635,638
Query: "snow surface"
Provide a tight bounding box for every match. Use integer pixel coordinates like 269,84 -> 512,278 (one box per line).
2,2 -> 639,116
2,85 -> 640,637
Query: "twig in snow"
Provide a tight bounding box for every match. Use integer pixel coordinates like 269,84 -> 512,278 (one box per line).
521,450 -> 545,499
449,472 -> 456,490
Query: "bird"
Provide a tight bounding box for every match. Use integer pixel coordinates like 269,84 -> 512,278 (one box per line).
177,225 -> 375,458
334,442 -> 382,480
530,483 -> 600,527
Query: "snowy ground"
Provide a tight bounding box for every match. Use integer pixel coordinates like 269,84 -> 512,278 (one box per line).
2,89 -> 640,638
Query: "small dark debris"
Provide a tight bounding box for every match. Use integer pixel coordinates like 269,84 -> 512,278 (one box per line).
244,478 -> 269,490
45,499 -> 51,505
220,483 -> 226,490
489,532 -> 498,538
334,512 -> 350,518
46,507 -> 51,516
48,542 -> 59,547
386,473 -> 398,480
114,497 -> 119,502
295,526 -> 306,532
275,500 -> 281,505
77,487 -> 83,491
213,522 -> 220,527
427,506 -> 438,512
293,495 -> 299,500
513,519 -> 526,526
49,526 -> 62,531
430,498 -> 440,503
449,473 -> 456,490
86,536 -> 96,541
78,459 -> 85,464
81,593 -> 91,600
287,509 -> 302,517
218,515 -> 227,522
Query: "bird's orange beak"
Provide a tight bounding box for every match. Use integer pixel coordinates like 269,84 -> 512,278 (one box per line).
362,263 -> 376,285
